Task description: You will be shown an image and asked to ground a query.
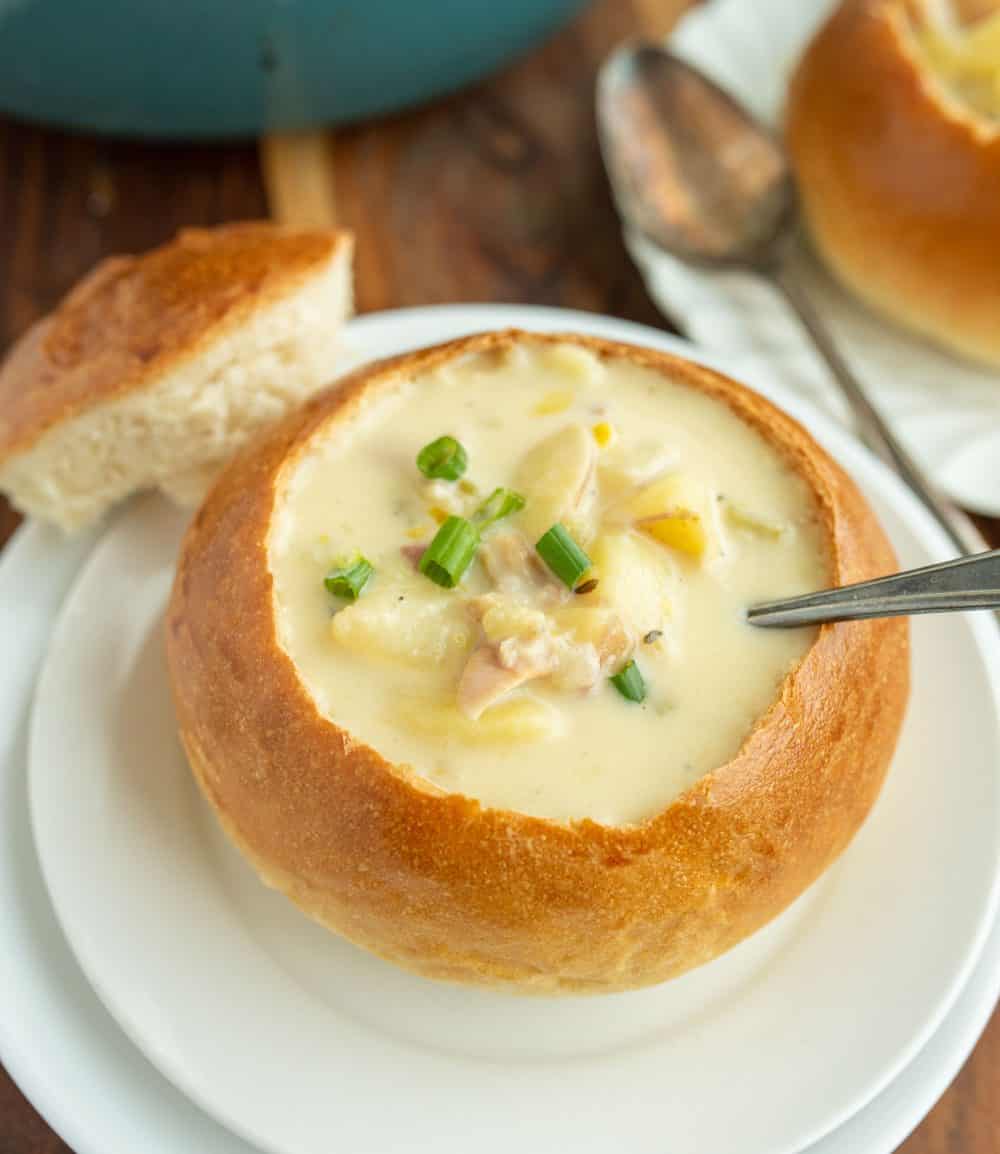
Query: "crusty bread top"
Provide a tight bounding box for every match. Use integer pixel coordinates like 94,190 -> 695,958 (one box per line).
786,0 -> 1000,368
0,223 -> 351,462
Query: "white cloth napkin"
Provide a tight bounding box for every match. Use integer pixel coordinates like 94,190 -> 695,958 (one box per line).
629,0 -> 1000,515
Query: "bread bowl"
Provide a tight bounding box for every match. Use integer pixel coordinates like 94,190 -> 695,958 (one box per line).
786,0 -> 1000,368
166,330 -> 909,993
0,222 -> 353,530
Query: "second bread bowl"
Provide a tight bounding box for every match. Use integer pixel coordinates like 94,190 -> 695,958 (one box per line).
787,0 -> 1000,368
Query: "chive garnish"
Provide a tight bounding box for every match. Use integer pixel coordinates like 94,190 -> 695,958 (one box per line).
417,435 -> 468,481
419,516 -> 480,588
610,660 -> 647,704
324,556 -> 374,601
535,524 -> 591,589
472,487 -> 526,530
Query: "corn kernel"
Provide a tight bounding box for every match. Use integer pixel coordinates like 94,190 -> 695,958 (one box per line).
428,505 -> 449,525
533,389 -> 575,416
407,524 -> 430,540
592,421 -> 615,447
458,479 -> 478,496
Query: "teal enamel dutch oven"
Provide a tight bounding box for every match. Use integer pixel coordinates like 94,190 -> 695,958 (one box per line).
0,0 -> 589,138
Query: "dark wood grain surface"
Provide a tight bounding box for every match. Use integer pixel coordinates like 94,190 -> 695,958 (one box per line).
0,1 -> 996,1151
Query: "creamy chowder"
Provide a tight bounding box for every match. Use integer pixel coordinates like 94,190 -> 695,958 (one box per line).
914,7 -> 1000,121
270,342 -> 829,825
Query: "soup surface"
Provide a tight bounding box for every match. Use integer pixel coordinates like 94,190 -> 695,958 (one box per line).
914,7 -> 1000,121
270,342 -> 828,824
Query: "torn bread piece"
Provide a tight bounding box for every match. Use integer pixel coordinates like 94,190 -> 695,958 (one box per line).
0,222 -> 353,530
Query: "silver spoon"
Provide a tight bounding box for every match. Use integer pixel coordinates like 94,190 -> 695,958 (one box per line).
596,43 -> 987,557
748,549 -> 1000,628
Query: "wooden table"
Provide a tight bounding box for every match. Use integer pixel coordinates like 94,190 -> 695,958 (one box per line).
0,1 -> 996,1150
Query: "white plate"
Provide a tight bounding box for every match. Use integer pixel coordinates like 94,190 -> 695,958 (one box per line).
12,306 -> 1000,1154
0,523 -> 251,1154
0,508 -> 997,1154
623,0 -> 1000,517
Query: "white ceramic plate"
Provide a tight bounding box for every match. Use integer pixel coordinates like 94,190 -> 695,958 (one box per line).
1,502 -> 997,1154
625,0 -> 1000,516
17,306 -> 1000,1154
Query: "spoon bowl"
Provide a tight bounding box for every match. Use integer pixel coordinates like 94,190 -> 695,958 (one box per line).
597,43 -> 795,268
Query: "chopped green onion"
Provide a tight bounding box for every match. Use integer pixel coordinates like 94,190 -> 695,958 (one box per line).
610,660 -> 647,704
535,523 -> 591,589
417,435 -> 468,481
324,556 -> 374,601
473,487 -> 526,530
419,516 -> 480,588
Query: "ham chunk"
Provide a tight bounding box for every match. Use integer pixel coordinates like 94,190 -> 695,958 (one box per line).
456,645 -> 554,720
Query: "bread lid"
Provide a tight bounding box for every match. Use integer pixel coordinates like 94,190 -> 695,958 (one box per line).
0,222 -> 353,529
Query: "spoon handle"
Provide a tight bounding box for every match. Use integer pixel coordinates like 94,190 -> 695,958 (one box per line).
747,549 -> 1000,627
770,264 -> 987,557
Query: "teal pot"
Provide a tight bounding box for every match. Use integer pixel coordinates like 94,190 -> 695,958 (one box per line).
0,0 -> 590,138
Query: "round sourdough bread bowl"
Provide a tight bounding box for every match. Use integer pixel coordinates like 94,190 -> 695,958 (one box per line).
165,330 -> 910,995
0,222 -> 353,531
786,0 -> 1000,369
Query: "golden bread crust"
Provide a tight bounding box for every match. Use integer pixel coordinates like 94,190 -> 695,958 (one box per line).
0,222 -> 352,461
786,0 -> 1000,368
166,330 -> 909,993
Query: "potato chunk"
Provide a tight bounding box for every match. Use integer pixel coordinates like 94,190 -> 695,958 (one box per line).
586,531 -> 671,638
479,599 -> 551,646
624,474 -> 710,559
331,588 -> 474,669
539,342 -> 603,383
398,695 -> 565,744
514,424 -> 598,547
550,605 -> 634,677
598,441 -> 676,501
722,499 -> 787,540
